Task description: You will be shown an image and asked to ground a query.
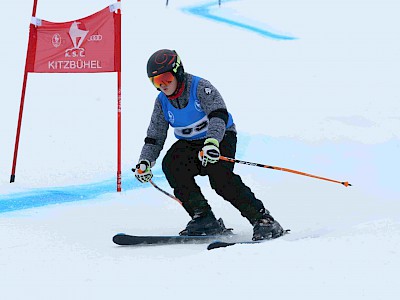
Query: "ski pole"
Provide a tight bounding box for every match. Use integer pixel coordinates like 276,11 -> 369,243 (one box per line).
132,167 -> 183,205
149,179 -> 183,205
219,156 -> 352,187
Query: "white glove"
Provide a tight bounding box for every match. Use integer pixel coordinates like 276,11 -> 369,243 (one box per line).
134,159 -> 153,183
198,138 -> 220,167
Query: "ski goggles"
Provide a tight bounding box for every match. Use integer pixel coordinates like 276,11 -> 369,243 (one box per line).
149,72 -> 175,89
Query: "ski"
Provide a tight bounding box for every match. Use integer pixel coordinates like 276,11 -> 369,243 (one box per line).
207,230 -> 290,250
207,240 -> 262,250
112,233 -> 234,246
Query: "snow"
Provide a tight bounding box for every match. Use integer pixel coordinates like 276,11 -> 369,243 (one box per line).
1,0 -> 399,299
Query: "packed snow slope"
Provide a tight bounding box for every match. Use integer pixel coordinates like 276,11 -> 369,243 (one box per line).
0,0 -> 399,299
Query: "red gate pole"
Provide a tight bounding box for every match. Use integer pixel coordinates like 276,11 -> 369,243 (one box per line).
116,0 -> 122,191
10,0 -> 39,183
117,71 -> 122,192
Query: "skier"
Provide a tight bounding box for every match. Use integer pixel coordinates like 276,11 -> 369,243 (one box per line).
134,49 -> 284,240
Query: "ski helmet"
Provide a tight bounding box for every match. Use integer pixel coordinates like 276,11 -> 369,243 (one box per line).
147,49 -> 184,82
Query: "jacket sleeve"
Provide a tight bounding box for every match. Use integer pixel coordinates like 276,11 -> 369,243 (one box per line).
139,98 -> 169,164
197,79 -> 230,143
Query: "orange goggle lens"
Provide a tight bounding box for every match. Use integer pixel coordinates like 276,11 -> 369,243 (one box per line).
150,72 -> 174,89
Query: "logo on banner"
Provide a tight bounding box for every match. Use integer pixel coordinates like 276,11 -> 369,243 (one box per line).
66,21 -> 89,57
52,34 -> 62,48
88,34 -> 103,42
69,21 -> 88,49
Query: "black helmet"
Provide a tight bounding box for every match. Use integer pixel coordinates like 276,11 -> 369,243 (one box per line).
147,49 -> 184,82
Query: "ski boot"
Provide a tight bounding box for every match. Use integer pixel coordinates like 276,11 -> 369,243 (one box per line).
252,211 -> 284,241
179,211 -> 232,236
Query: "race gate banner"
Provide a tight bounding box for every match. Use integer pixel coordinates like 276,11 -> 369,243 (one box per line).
27,3 -> 121,73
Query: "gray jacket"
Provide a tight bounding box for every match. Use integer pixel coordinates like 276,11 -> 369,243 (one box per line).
139,73 -> 236,163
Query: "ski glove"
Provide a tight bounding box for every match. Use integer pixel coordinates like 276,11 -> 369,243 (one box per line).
134,159 -> 153,183
198,138 -> 220,167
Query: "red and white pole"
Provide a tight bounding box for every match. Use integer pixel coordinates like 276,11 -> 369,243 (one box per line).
116,0 -> 122,191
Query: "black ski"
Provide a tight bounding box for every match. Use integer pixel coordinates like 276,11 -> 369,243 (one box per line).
207,240 -> 261,250
207,230 -> 290,250
113,233 -> 234,246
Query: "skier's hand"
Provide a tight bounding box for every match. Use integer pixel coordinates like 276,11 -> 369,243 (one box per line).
198,138 -> 220,167
133,159 -> 153,183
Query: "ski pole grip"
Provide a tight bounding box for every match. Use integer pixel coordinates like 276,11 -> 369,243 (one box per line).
131,167 -> 144,174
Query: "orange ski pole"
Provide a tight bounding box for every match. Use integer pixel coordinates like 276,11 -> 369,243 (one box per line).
220,156 -> 352,187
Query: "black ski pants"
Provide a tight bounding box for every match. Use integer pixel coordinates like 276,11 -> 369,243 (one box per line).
162,131 -> 265,224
